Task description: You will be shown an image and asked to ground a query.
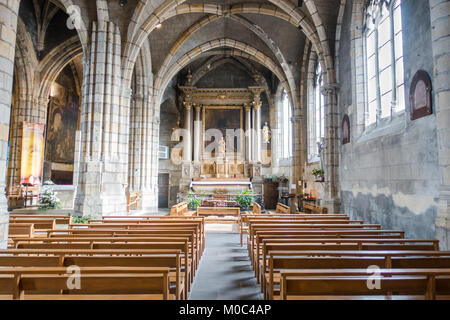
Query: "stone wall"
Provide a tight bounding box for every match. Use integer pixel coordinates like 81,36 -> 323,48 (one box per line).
339,0 -> 440,239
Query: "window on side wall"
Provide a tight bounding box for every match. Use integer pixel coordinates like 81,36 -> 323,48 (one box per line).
363,0 -> 405,129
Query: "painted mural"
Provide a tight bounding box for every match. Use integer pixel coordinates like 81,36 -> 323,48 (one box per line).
45,89 -> 79,164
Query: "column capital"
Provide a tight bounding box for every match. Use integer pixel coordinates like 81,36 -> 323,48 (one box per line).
183,101 -> 192,110
244,103 -> 252,111
252,101 -> 262,110
194,104 -> 202,112
320,83 -> 340,96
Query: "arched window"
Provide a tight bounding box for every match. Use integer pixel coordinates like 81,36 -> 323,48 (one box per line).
281,90 -> 292,159
364,0 -> 404,126
308,62 -> 325,161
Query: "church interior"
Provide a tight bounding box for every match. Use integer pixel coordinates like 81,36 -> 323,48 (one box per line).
0,0 -> 449,302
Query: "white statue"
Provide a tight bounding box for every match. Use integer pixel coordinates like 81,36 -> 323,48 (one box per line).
317,138 -> 325,171
262,122 -> 271,143
218,137 -> 226,156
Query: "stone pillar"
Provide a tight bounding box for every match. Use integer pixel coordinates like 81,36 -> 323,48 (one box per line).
251,107 -> 256,163
193,104 -> 202,162
0,0 -> 19,249
183,102 -> 192,162
429,0 -> 450,250
254,102 -> 262,163
245,104 -> 252,162
128,88 -> 157,212
143,115 -> 160,212
292,113 -> 304,194
74,21 -> 128,217
321,84 -> 341,213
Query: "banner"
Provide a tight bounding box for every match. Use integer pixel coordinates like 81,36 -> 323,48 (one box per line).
20,122 -> 45,185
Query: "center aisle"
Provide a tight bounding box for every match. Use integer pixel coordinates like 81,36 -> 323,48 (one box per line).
188,233 -> 263,300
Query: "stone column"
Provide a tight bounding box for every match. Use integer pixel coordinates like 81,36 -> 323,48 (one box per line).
128,88 -> 157,212
183,102 -> 192,162
251,106 -> 255,163
193,104 -> 202,162
321,84 -> 341,213
0,0 -> 19,249
144,115 -> 160,212
254,102 -> 262,163
292,113 -> 304,194
429,0 -> 450,250
245,104 -> 252,162
74,21 -> 128,217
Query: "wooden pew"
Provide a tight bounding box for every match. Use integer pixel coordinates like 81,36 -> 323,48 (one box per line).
275,203 -> 290,214
247,223 -> 383,267
71,220 -> 205,259
258,239 -> 440,286
303,202 -> 328,214
239,214 -> 352,246
280,269 -> 450,300
68,220 -> 204,265
14,240 -> 192,296
0,254 -> 184,300
0,275 -> 15,300
170,202 -> 189,216
8,223 -> 35,240
253,203 -> 262,215
90,216 -> 206,254
48,227 -> 204,259
18,272 -> 170,300
9,219 -> 56,230
266,253 -> 450,299
10,215 -> 72,226
14,234 -> 198,278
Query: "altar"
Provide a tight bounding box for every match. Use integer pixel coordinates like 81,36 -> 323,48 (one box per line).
177,85 -> 266,193
190,178 -> 252,194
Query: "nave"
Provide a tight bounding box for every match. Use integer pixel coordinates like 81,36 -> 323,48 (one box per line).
3,210 -> 450,300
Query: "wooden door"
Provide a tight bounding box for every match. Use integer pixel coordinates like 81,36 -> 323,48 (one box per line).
158,173 -> 169,208
264,182 -> 279,210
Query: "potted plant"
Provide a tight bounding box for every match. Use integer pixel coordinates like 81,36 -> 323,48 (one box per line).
38,186 -> 61,211
72,215 -> 92,224
234,190 -> 256,211
312,168 -> 325,182
186,190 -> 202,210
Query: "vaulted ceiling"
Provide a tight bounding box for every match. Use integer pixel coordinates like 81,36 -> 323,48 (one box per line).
16,0 -> 345,107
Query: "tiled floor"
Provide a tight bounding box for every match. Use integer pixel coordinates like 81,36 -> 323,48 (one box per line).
188,233 -> 263,300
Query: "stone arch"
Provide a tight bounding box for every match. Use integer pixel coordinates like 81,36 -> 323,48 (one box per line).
38,36 -> 83,100
154,38 -> 290,109
158,13 -> 297,107
122,1 -> 326,89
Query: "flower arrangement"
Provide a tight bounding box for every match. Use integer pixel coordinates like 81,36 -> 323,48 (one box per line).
312,168 -> 325,182
38,186 -> 61,211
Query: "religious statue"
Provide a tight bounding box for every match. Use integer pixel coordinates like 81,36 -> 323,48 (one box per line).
218,137 -> 226,157
262,122 -> 271,144
317,138 -> 325,172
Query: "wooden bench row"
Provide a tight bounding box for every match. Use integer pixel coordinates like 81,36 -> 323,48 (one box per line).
3,216 -> 206,300
244,214 -> 450,300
